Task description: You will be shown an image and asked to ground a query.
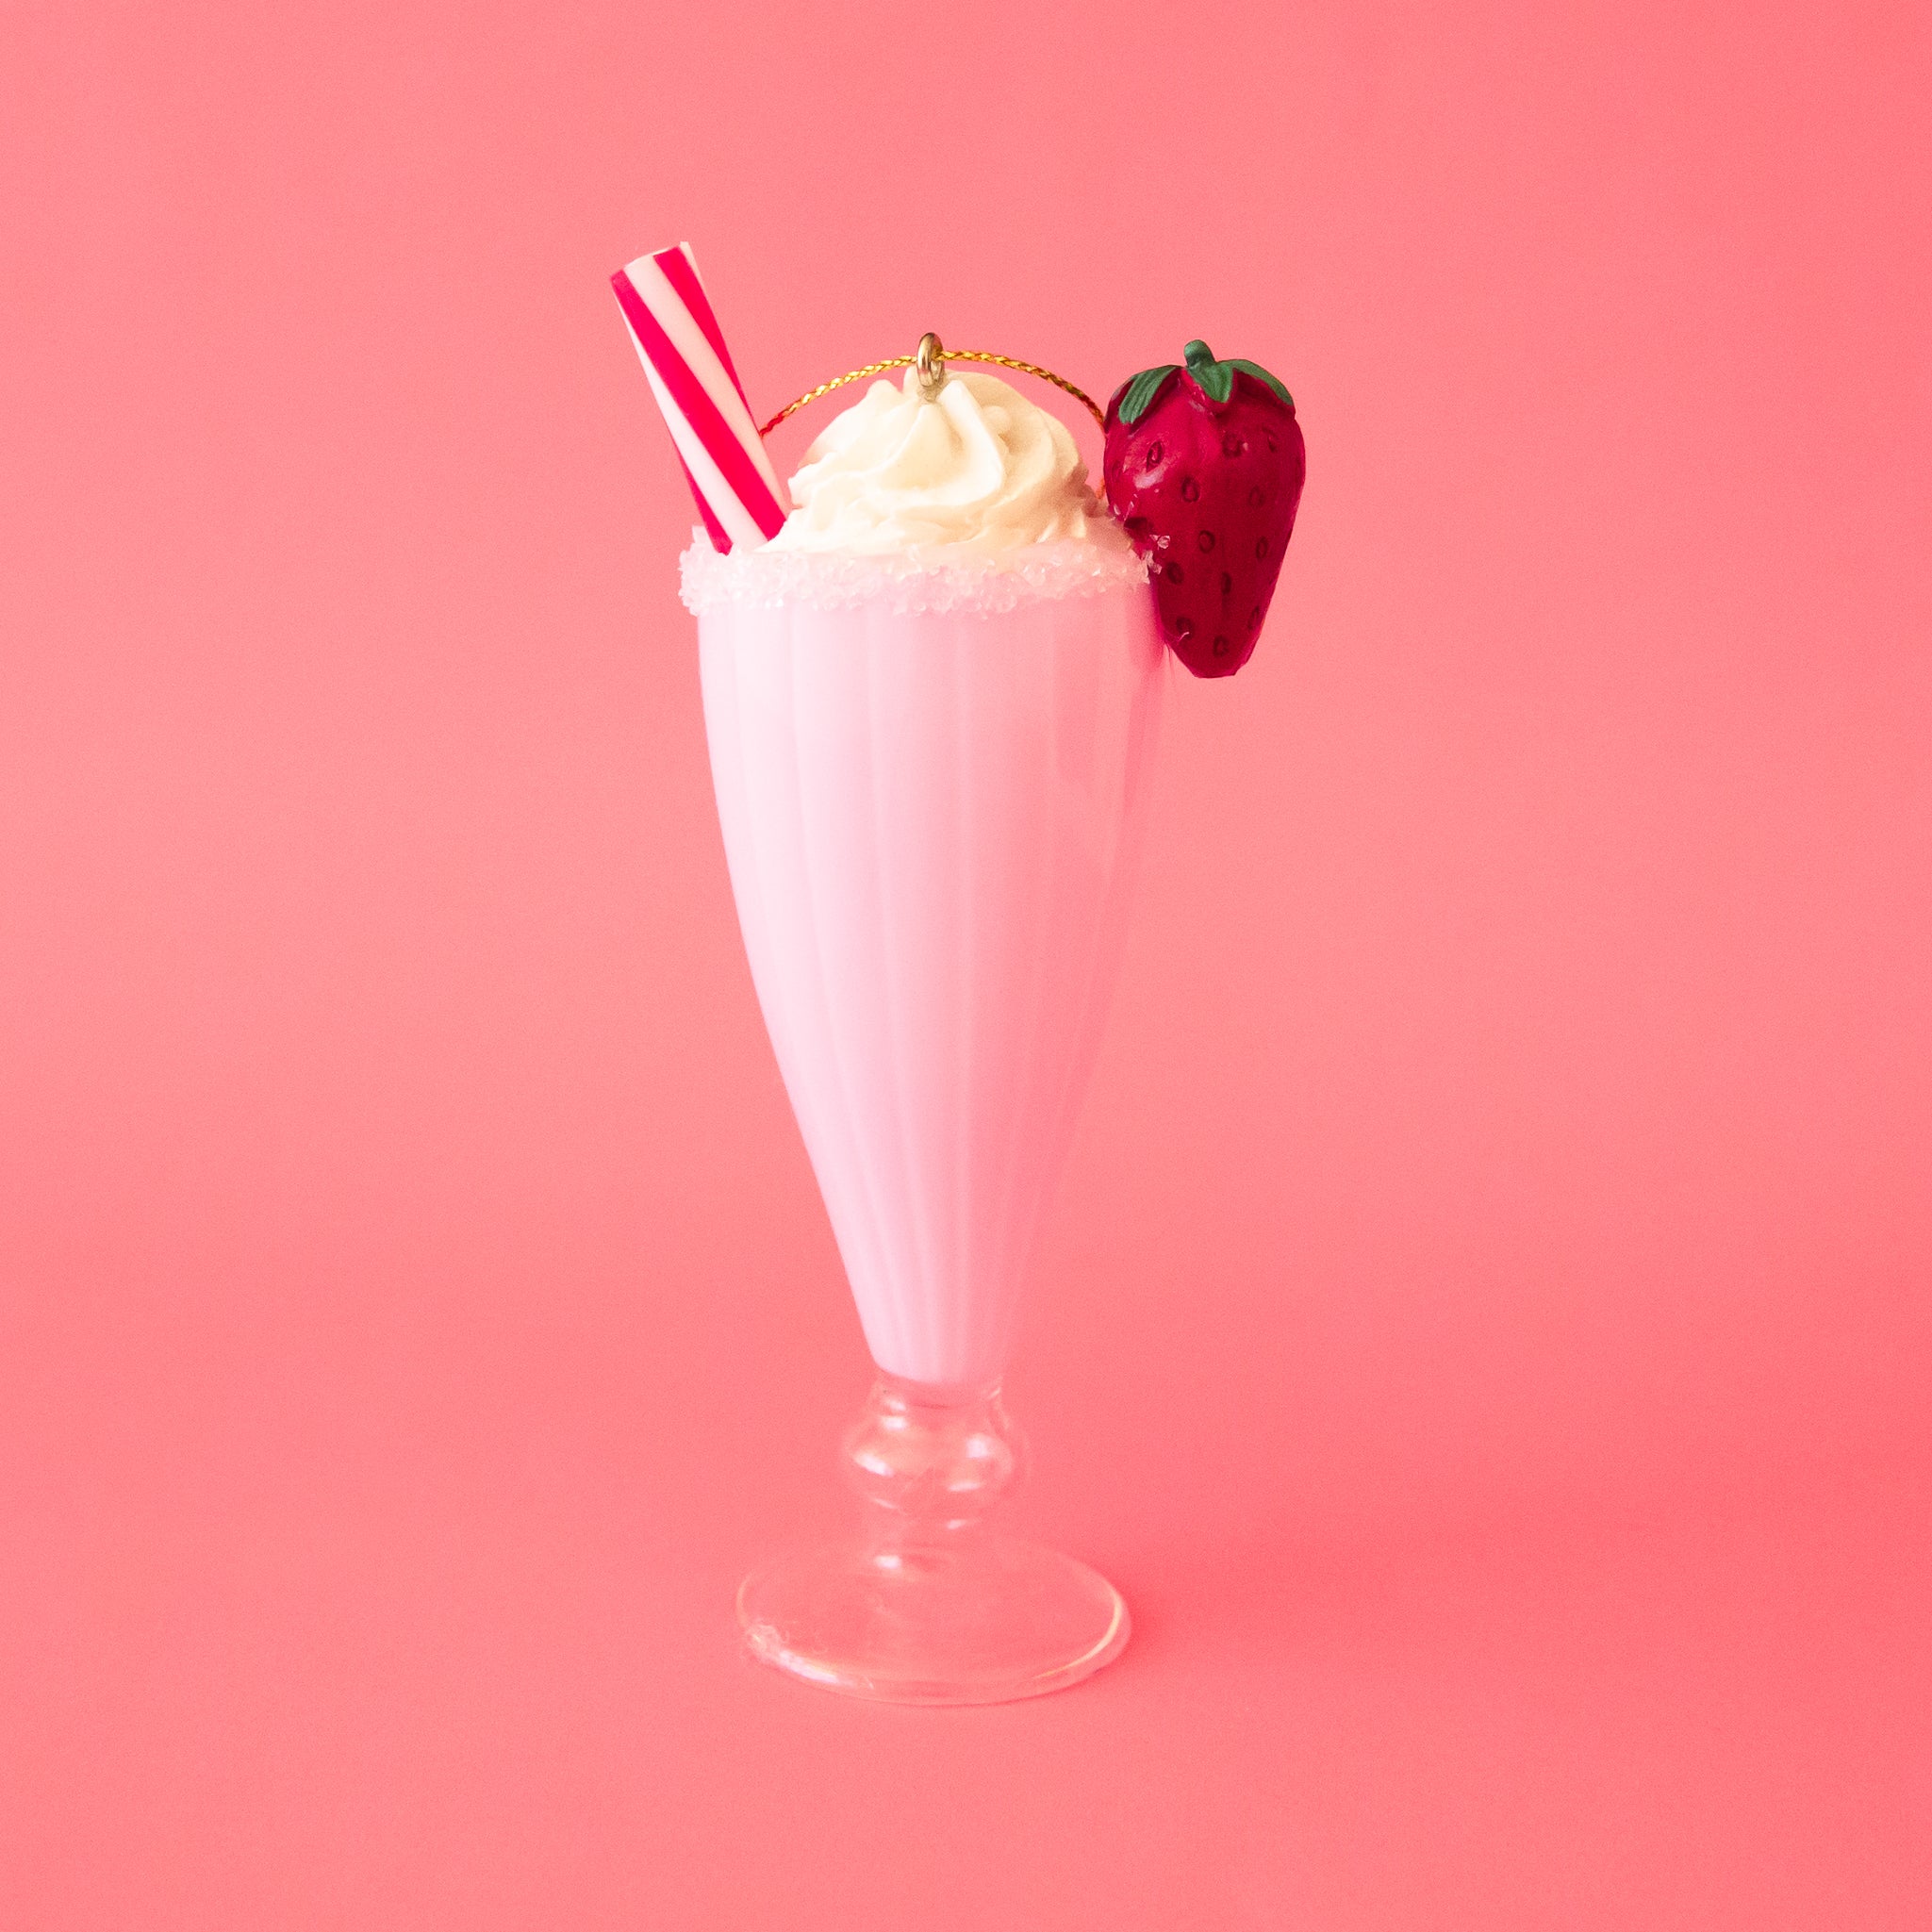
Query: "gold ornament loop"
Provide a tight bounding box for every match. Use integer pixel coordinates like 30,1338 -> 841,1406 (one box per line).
759,337 -> 1107,438
915,330 -> 946,399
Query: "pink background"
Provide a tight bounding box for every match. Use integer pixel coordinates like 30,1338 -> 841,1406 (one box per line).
3,1 -> 1927,1924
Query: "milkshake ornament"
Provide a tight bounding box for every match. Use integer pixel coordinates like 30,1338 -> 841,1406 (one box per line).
615,262 -> 1304,1702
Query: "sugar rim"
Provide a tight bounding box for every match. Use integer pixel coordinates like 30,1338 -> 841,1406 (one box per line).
679,533 -> 1151,617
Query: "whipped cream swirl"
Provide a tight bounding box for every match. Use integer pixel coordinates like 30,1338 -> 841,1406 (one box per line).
766,368 -> 1114,554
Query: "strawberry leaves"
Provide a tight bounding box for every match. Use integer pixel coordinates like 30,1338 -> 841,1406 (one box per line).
1115,364 -> 1181,425
1114,341 -> 1296,425
1223,358 -> 1293,409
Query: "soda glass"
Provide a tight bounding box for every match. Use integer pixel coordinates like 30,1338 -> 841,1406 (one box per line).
692,538 -> 1162,1703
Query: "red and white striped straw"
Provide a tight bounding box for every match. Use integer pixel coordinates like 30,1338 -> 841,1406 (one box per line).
611,243 -> 789,552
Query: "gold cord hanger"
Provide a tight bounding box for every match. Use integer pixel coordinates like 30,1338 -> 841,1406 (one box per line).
760,332 -> 1106,438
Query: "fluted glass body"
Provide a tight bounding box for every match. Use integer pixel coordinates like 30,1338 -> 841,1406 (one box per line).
699,582 -> 1164,1390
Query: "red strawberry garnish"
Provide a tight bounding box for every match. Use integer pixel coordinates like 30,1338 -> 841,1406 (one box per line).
1103,340 -> 1305,678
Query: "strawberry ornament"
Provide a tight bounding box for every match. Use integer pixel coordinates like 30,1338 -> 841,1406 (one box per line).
1103,340 -> 1305,677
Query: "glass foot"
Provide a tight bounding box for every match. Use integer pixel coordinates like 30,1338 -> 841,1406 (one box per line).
739,1538 -> 1129,1704
738,1375 -> 1131,1705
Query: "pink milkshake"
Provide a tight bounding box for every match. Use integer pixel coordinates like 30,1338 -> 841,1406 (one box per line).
695,563 -> 1161,1389
685,359 -> 1162,1700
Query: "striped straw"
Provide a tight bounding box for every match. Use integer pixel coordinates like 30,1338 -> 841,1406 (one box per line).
611,244 -> 789,551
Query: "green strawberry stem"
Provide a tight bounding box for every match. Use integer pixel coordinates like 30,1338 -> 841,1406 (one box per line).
1180,339 -> 1294,409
